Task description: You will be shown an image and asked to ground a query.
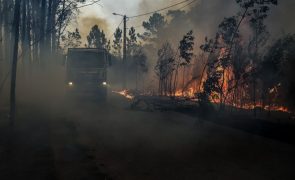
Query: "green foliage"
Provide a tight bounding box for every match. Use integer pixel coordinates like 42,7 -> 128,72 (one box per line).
87,25 -> 107,49
200,37 -> 217,54
112,27 -> 122,57
139,12 -> 166,40
155,42 -> 175,81
236,0 -> 277,9
179,30 -> 195,65
106,40 -> 111,53
61,28 -> 82,49
127,27 -> 138,56
143,12 -> 166,34
129,27 -> 137,43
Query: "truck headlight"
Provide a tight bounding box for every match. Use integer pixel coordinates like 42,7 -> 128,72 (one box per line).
68,82 -> 74,86
102,82 -> 107,86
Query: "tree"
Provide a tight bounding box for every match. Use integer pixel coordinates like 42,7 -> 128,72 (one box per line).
112,27 -> 122,58
87,25 -> 107,49
0,0 -> 3,81
197,0 -> 278,111
216,16 -> 239,108
61,28 -> 82,49
197,34 -> 224,107
178,30 -> 195,92
10,0 -> 21,124
106,40 -> 111,53
127,27 -> 137,56
155,42 -> 175,95
139,12 -> 166,41
132,47 -> 148,90
259,34 -> 295,111
247,2 -> 275,116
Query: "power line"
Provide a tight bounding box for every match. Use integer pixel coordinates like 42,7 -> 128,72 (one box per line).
178,0 -> 198,10
128,0 -> 196,19
108,0 -> 199,41
77,0 -> 101,9
108,18 -> 124,40
128,0 -> 198,30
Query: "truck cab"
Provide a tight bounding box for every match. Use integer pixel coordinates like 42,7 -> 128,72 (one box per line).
66,48 -> 108,100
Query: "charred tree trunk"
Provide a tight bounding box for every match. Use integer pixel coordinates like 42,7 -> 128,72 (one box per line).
10,0 -> 22,124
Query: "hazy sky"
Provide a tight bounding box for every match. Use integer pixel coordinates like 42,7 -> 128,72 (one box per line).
77,0 -> 181,39
79,0 -> 142,28
76,0 -> 295,43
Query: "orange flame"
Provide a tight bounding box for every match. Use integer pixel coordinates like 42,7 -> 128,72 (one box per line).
112,90 -> 134,100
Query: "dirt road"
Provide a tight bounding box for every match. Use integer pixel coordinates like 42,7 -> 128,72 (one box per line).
1,93 -> 295,180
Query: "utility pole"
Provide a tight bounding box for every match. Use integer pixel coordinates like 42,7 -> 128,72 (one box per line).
123,15 -> 127,89
113,13 -> 128,89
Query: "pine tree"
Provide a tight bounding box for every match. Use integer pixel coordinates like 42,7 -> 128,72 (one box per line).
112,27 -> 122,58
87,25 -> 107,49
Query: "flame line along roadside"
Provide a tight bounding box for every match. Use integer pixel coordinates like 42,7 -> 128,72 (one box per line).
113,89 -> 291,113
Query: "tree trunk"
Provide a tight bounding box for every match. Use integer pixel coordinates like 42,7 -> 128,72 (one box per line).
136,63 -> 138,90
182,66 -> 185,95
32,0 -> 40,64
0,0 -> 3,81
39,0 -> 46,68
51,0 -> 58,55
57,0 -> 66,50
21,0 -> 27,73
46,0 -> 53,56
3,0 -> 11,64
10,0 -> 22,125
26,0 -> 32,75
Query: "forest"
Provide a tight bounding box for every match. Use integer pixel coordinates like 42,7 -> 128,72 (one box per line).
1,0 -> 295,179
0,0 -> 295,120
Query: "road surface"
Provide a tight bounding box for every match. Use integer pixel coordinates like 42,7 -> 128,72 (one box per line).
0,92 -> 295,180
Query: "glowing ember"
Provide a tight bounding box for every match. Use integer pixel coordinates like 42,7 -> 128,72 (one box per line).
112,90 -> 134,100
174,88 -> 195,98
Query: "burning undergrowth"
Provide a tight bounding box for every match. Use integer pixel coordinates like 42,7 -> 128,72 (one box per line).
115,0 -> 294,115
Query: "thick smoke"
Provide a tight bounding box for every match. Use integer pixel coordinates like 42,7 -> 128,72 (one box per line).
78,16 -> 110,44
133,0 -> 294,90
266,0 -> 295,37
59,0 -> 295,91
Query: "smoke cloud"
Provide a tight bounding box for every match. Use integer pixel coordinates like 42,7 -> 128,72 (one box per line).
78,16 -> 110,44
130,0 -> 295,90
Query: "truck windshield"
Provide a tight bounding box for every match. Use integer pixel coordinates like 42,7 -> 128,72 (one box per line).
68,51 -> 105,68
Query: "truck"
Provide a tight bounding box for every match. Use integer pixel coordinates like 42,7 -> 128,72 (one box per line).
65,48 -> 109,101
